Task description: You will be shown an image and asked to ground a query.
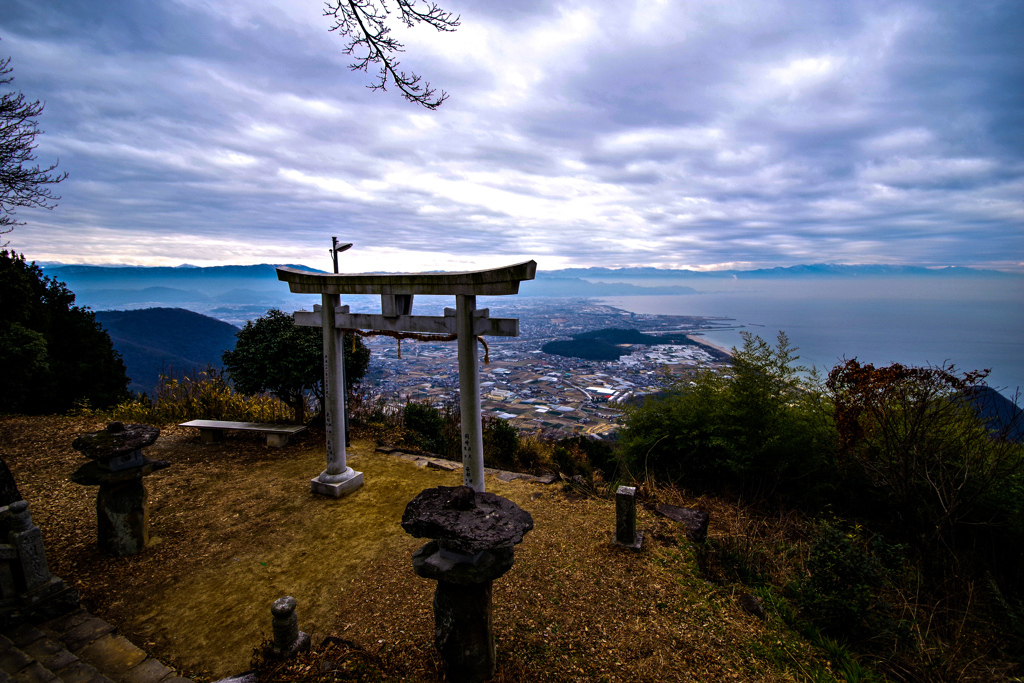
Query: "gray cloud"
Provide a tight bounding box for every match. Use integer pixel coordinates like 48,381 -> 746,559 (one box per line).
2,0 -> 1022,271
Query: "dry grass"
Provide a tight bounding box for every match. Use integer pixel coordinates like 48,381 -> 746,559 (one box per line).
2,414 -> 837,682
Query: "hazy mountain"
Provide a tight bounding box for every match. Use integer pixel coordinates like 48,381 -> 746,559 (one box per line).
43,264 -> 322,326
962,386 -> 1024,443
38,262 -> 1020,329
94,308 -> 240,395
83,286 -> 210,307
549,264 -> 1014,279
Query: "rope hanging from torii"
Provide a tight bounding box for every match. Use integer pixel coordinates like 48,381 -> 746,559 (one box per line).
345,328 -> 490,364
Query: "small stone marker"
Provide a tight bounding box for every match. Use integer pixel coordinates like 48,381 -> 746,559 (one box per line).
613,485 -> 643,550
270,596 -> 310,657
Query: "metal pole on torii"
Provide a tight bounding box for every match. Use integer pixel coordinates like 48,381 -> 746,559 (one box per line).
278,260 -> 537,496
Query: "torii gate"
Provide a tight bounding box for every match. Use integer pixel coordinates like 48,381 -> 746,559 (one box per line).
277,260 -> 537,497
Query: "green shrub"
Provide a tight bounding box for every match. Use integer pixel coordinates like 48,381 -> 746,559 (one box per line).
483,416 -> 520,470
795,521 -> 905,642
222,310 -> 370,424
552,442 -> 593,481
348,392 -> 404,443
515,435 -> 546,472
827,360 -> 1024,553
619,332 -> 837,502
556,435 -> 619,479
403,401 -> 446,454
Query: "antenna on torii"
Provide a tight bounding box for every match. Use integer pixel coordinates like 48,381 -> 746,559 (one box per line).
330,237 -> 353,274
329,237 -> 354,448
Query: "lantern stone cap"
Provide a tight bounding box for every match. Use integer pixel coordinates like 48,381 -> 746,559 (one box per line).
401,485 -> 534,554
72,422 -> 160,460
276,260 -> 537,296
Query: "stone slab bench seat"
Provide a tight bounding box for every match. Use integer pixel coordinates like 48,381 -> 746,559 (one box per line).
179,420 -> 307,447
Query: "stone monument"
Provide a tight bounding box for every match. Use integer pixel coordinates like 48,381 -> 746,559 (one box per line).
0,500 -> 80,625
71,422 -> 169,556
402,485 -> 533,682
277,260 -> 536,496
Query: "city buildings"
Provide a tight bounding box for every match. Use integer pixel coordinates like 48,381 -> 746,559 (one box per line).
358,300 -> 733,438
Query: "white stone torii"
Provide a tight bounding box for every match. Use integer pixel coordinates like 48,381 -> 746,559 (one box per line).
277,260 -> 537,497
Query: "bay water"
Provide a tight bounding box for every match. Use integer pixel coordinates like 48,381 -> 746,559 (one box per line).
598,277 -> 1024,398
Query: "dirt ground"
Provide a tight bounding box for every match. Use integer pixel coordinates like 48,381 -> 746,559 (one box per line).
1,415 -> 828,682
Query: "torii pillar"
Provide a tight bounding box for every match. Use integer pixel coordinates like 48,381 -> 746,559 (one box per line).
277,261 -> 537,496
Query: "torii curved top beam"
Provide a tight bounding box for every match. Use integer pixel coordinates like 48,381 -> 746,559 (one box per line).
277,260 -> 537,296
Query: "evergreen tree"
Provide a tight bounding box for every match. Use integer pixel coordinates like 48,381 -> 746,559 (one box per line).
0,250 -> 129,414
620,332 -> 837,502
222,309 -> 370,424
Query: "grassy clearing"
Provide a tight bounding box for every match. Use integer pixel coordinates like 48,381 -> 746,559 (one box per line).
4,414 -> 844,682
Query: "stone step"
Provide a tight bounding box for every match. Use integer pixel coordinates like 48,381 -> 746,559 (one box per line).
0,611 -> 192,683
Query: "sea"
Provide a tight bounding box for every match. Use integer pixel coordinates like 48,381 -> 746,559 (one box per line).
597,276 -> 1024,399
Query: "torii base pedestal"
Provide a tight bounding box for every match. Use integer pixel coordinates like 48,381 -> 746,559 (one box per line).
310,467 -> 363,498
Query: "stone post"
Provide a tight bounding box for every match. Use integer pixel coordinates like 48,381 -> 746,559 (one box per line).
311,293 -> 363,498
613,485 -> 643,550
270,596 -> 310,657
95,479 -> 149,556
456,295 -> 485,492
422,550 -> 499,682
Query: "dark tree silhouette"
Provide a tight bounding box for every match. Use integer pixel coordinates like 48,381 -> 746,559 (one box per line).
324,0 -> 459,109
0,250 -> 129,414
1,51 -> 67,241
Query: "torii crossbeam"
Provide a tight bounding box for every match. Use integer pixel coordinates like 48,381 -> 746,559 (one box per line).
278,260 -> 537,497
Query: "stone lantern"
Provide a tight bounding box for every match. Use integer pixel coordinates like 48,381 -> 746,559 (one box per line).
71,422 -> 169,556
402,485 -> 533,683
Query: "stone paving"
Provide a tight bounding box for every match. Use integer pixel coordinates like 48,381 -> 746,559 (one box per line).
0,609 -> 192,683
374,445 -> 558,484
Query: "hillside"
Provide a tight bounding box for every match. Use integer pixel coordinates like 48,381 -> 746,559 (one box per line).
43,264 -> 322,326
94,308 -> 240,394
964,385 -> 1024,443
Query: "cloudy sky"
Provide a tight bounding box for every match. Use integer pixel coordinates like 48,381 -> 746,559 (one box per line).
3,0 -> 1023,272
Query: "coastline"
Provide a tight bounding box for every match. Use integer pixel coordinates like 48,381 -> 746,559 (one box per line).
686,333 -> 734,359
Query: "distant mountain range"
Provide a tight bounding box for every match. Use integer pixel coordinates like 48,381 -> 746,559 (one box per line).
549,264 -> 1016,279
94,308 -> 239,395
38,261 -> 1019,329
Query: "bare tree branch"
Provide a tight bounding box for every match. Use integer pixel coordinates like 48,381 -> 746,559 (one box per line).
323,0 -> 459,109
1,53 -> 67,241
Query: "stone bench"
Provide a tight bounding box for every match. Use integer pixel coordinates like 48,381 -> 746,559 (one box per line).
179,420 -> 308,447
